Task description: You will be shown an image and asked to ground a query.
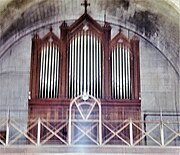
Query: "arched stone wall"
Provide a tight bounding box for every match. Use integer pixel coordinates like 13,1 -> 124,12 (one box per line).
0,0 -> 179,114
0,0 -> 179,75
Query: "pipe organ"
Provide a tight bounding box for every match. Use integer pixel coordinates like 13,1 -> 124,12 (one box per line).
68,31 -> 102,98
28,11 -> 141,144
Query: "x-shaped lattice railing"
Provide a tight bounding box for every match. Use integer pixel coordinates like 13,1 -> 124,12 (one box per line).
0,119 -> 7,145
132,120 -> 180,146
0,114 -> 179,146
102,120 -> 130,145
7,118 -> 38,145
40,118 -> 68,145
133,121 -> 161,146
71,121 -> 99,145
161,122 -> 180,146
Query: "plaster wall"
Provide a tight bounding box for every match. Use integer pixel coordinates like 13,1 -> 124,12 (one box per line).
0,0 -> 179,75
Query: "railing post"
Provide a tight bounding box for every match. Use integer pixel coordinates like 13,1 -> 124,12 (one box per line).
6,119 -> 9,145
143,113 -> 147,145
68,108 -> 72,145
160,120 -> 164,146
6,108 -> 10,145
37,117 -> 41,145
160,111 -> 164,146
99,105 -> 102,145
129,118 -> 133,146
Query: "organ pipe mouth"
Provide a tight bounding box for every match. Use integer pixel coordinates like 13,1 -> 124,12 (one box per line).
82,92 -> 89,101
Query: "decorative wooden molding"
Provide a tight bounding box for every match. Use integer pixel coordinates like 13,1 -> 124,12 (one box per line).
60,21 -> 69,98
30,33 -> 41,99
130,35 -> 140,100
68,13 -> 103,38
110,31 -> 130,49
102,22 -> 111,99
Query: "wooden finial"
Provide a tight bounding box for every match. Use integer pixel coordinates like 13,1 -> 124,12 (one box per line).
81,0 -> 90,13
50,26 -> 53,32
119,26 -> 122,33
104,10 -> 106,23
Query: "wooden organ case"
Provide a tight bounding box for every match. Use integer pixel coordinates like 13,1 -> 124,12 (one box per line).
28,11 -> 141,144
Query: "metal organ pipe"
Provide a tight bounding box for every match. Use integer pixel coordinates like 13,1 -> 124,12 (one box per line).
69,40 -> 72,98
44,43 -> 48,98
95,35 -> 96,96
119,44 -> 122,99
127,48 -> 131,99
93,35 -> 96,97
54,44 -> 57,98
77,33 -> 80,96
90,32 -> 93,95
71,38 -> 75,97
111,48 -> 114,98
56,45 -> 60,98
68,31 -> 102,98
50,43 -> 54,98
122,44 -> 125,99
116,44 -> 119,99
99,39 -> 101,97
39,42 -> 60,98
80,33 -> 83,95
125,47 -> 129,99
87,32 -> 90,95
48,43 -> 50,98
74,35 -> 77,97
83,33 -> 87,96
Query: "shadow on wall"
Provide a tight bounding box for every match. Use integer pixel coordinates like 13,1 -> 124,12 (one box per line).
99,0 -> 159,38
129,10 -> 159,38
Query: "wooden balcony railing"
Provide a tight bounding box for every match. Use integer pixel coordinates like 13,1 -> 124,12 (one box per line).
0,110 -> 179,147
